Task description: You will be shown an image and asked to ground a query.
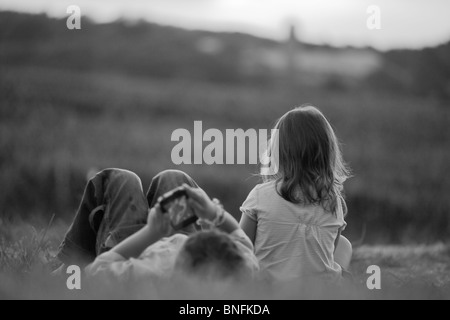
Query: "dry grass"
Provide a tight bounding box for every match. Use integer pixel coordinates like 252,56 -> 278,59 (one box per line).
352,244 -> 450,288
1,224 -> 449,300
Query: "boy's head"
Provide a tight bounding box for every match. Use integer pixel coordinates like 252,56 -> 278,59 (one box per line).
174,230 -> 250,280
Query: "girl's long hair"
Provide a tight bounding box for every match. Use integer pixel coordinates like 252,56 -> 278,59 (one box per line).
262,105 -> 350,216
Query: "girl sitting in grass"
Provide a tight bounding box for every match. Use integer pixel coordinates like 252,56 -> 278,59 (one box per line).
240,105 -> 353,283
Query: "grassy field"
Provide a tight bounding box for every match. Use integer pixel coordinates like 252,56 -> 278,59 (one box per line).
1,64 -> 449,243
1,9 -> 450,299
0,223 -> 449,299
1,62 -> 449,298
351,244 -> 450,299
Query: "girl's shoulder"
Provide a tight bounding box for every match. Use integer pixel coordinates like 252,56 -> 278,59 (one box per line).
242,180 -> 278,209
251,180 -> 278,197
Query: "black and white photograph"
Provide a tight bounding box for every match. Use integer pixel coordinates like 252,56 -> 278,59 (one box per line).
0,0 -> 449,303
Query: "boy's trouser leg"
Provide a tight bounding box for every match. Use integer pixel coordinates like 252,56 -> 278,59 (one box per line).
57,169 -> 148,267
146,170 -> 199,208
146,170 -> 201,234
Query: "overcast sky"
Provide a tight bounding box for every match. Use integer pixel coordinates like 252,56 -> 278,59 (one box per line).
1,0 -> 449,50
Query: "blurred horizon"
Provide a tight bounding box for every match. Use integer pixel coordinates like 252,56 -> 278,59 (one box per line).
1,0 -> 450,51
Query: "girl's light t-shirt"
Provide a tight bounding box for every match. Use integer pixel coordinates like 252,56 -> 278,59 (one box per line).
240,180 -> 347,283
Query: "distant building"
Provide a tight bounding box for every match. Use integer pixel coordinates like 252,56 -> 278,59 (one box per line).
241,23 -> 382,86
285,23 -> 299,82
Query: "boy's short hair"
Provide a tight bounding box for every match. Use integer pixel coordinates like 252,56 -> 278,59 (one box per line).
174,230 -> 248,280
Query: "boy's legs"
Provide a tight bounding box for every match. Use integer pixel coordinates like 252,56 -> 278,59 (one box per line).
57,169 -> 148,267
57,169 -> 201,268
146,170 -> 199,208
146,170 -> 201,234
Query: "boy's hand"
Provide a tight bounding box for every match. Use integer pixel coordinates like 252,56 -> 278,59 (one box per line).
183,184 -> 217,221
147,204 -> 174,238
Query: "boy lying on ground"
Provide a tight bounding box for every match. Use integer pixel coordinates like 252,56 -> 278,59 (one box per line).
56,169 -> 258,283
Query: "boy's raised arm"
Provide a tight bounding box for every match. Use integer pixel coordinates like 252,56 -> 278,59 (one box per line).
111,204 -> 174,259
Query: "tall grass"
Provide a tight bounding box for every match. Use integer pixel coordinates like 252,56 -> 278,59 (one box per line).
1,64 -> 449,243
1,223 -> 449,299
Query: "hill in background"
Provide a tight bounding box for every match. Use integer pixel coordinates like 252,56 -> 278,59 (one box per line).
1,11 -> 449,99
